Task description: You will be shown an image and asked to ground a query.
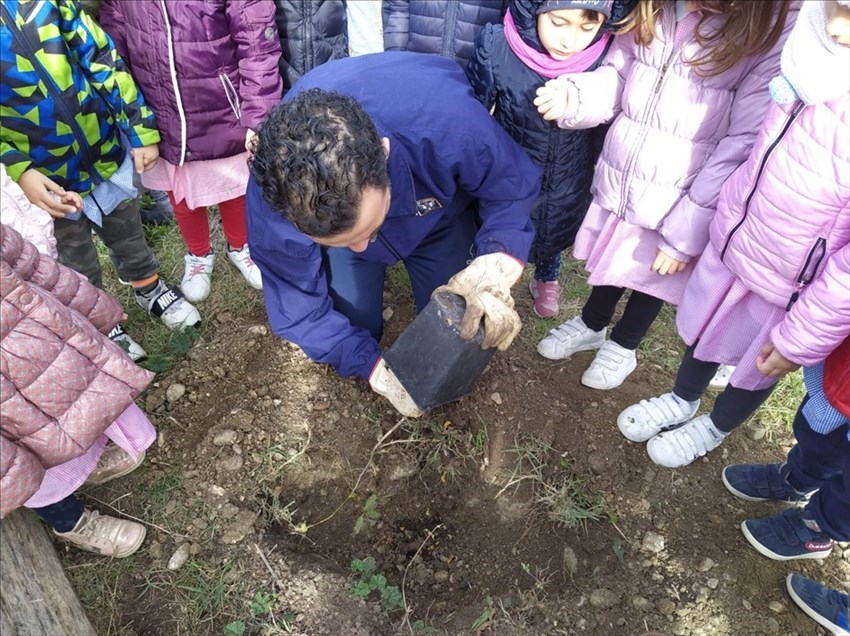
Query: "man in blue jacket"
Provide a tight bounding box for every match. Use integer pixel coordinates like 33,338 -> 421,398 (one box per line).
247,52 -> 541,416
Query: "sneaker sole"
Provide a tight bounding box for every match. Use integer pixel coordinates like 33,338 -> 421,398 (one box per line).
785,574 -> 850,636
84,450 -> 147,487
740,521 -> 832,561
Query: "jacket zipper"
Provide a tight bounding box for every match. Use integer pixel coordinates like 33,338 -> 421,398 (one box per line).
786,237 -> 827,311
617,41 -> 673,217
441,2 -> 459,58
159,0 -> 189,164
377,231 -> 403,262
721,101 -> 805,262
1,3 -> 101,185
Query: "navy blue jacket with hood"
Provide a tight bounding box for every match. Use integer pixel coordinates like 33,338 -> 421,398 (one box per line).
382,0 -> 508,68
246,52 -> 541,379
466,0 -> 634,269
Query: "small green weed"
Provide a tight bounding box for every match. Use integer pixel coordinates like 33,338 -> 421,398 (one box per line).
470,596 -> 496,631
223,590 -> 296,636
500,436 -> 605,529
353,493 -> 381,535
350,557 -> 404,616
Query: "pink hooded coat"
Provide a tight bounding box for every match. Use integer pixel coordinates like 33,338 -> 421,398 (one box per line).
709,95 -> 850,367
556,2 -> 796,260
0,225 -> 153,518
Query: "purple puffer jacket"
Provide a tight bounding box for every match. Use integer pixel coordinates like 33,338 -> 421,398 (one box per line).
0,225 -> 153,518
99,0 -> 282,165
556,2 -> 796,260
710,96 -> 850,367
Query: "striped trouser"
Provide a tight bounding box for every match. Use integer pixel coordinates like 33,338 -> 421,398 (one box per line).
53,197 -> 159,289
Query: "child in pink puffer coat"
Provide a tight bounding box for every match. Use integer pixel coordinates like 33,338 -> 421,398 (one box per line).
617,0 -> 850,468
1,167 -> 156,558
533,0 -> 796,392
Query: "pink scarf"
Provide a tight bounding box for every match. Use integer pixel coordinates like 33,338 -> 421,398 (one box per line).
503,8 -> 612,79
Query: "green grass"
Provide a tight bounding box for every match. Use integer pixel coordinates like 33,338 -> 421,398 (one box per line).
500,436 -> 606,530
94,208 -> 263,374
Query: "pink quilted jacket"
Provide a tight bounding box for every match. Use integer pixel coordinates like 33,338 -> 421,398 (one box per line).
556,1 -> 796,260
0,225 -> 154,518
710,96 -> 850,367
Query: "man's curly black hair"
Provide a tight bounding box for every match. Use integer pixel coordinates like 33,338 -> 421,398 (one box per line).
249,89 -> 390,238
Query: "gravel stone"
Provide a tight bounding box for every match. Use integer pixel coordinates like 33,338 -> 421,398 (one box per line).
641,531 -> 666,554
213,429 -> 238,446
589,588 -> 620,609
166,383 -> 186,403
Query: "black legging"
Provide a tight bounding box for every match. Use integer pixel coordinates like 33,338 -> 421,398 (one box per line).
581,285 -> 664,350
672,342 -> 776,433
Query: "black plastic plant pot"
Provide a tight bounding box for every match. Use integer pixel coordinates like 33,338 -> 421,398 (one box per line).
383,291 -> 496,411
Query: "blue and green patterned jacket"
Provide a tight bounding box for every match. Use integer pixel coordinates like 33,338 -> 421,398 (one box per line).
0,0 -> 160,196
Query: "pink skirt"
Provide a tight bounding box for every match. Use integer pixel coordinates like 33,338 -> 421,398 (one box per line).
573,203 -> 696,305
142,152 -> 250,210
23,403 -> 156,508
676,243 -> 786,391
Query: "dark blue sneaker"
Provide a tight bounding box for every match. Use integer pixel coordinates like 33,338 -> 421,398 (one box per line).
741,508 -> 833,560
722,463 -> 814,503
786,574 -> 850,635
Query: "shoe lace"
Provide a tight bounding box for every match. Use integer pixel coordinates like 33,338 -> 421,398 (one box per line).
188,262 -> 208,277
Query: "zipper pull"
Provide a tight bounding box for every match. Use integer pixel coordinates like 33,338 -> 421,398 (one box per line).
654,64 -> 669,94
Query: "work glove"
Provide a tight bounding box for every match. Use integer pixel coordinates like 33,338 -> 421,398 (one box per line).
369,357 -> 423,418
433,253 -> 524,351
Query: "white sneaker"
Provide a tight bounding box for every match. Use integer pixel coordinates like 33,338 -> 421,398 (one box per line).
135,280 -> 201,331
617,392 -> 700,442
54,508 -> 146,558
646,414 -> 728,468
107,324 -> 147,362
181,252 -> 215,302
708,364 -> 735,391
581,340 -> 637,390
227,244 -> 262,290
537,316 -> 605,360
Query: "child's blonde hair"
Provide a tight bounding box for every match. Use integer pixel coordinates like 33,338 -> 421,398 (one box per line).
619,0 -> 792,76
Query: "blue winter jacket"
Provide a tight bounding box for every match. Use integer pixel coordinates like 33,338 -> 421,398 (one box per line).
382,0 -> 507,68
467,0 -> 634,267
247,52 -> 541,379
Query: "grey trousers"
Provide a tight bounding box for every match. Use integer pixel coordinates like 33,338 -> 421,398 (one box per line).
53,198 -> 159,289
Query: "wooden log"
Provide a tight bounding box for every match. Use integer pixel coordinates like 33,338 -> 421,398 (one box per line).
0,509 -> 96,636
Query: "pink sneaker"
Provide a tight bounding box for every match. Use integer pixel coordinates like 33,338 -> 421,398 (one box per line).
529,279 -> 560,318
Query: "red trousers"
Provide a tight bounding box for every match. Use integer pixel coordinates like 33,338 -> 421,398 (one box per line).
170,194 -> 247,256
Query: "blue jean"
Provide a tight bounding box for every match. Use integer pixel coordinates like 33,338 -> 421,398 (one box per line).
786,396 -> 850,541
30,493 -> 85,532
323,212 -> 477,341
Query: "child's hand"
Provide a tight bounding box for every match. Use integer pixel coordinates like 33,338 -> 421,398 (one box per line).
534,78 -> 569,121
57,190 -> 84,211
17,169 -> 81,218
756,341 -> 800,379
651,249 -> 687,275
245,128 -> 257,155
131,145 -> 159,174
